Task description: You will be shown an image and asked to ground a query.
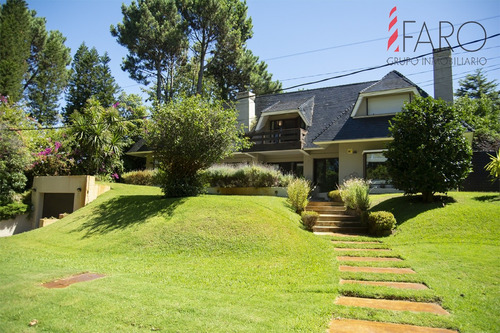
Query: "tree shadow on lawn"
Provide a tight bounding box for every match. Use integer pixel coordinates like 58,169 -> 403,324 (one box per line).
74,195 -> 186,238
472,194 -> 500,202
370,195 -> 456,226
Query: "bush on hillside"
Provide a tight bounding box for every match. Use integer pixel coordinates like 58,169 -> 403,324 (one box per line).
121,169 -> 158,186
0,202 -> 29,220
287,178 -> 311,213
204,164 -> 293,188
328,189 -> 342,202
339,178 -> 371,214
301,211 -> 319,231
367,211 -> 396,236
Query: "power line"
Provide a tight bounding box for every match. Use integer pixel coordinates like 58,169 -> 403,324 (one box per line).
263,15 -> 500,61
4,33 -> 500,132
278,32 -> 500,92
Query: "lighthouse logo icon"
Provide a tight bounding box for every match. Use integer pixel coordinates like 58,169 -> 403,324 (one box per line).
387,6 -> 399,52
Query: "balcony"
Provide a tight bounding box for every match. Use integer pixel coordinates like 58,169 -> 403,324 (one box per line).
245,128 -> 307,152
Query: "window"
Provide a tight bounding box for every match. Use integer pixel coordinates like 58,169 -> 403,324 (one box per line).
364,151 -> 392,188
270,162 -> 303,177
313,158 -> 339,192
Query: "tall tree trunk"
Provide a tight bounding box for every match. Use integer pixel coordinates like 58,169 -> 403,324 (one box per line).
196,33 -> 207,95
156,62 -> 162,103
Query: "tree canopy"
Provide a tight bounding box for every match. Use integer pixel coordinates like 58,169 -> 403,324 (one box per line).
385,96 -> 472,202
112,0 -> 280,102
64,43 -> 120,122
145,95 -> 249,197
455,69 -> 499,103
0,0 -> 71,125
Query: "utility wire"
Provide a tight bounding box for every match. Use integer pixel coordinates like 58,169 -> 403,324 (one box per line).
263,15 -> 500,61
3,33 -> 500,132
278,33 -> 500,92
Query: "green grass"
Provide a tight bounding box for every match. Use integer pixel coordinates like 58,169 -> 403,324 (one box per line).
330,192 -> 500,332
1,187 -> 499,332
0,184 -> 337,332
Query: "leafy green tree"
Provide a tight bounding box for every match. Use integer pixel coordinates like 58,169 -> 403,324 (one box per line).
178,0 -> 252,95
385,96 -> 472,202
0,0 -> 31,103
455,69 -> 500,104
64,43 -> 120,122
208,48 -> 281,100
454,95 -> 500,151
68,98 -> 130,178
111,0 -> 188,103
0,1 -> 71,124
0,101 -> 32,205
25,24 -> 71,125
145,95 -> 249,197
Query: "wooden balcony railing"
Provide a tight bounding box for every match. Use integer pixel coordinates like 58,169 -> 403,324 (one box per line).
245,128 -> 307,152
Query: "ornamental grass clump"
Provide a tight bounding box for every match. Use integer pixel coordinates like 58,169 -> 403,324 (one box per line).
339,178 -> 371,214
121,169 -> 158,186
287,178 -> 311,213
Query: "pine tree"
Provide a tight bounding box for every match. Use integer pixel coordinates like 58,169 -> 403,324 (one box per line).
64,43 -> 119,122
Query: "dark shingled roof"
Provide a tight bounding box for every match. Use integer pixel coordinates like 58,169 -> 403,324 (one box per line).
255,81 -> 376,148
362,70 -> 429,97
253,70 -> 428,148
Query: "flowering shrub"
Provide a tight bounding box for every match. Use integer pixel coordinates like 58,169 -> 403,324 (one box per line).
31,138 -> 75,176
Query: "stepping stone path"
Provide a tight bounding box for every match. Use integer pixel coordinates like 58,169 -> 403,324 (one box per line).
307,201 -> 457,333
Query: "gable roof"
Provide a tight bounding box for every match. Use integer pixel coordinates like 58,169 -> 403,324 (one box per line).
361,70 -> 428,96
254,81 -> 377,148
252,70 -> 429,148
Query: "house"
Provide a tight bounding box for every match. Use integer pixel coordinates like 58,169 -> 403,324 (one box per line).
128,48 -> 471,196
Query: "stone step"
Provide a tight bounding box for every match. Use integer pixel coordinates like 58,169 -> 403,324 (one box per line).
335,296 -> 449,315
337,256 -> 403,262
307,201 -> 344,207
318,214 -> 359,222
339,266 -> 416,274
313,231 -> 371,237
315,221 -> 365,227
306,206 -> 346,214
340,279 -> 428,290
331,240 -> 381,244
334,248 -> 392,252
329,318 -> 458,333
312,226 -> 369,234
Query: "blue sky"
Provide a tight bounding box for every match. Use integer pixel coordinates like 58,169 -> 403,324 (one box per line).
24,0 -> 500,101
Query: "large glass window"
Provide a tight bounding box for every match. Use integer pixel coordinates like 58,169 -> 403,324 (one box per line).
270,162 -> 303,178
365,152 -> 392,188
313,158 -> 339,192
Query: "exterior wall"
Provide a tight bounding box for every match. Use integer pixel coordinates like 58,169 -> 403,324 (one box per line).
236,91 -> 256,132
338,140 -> 391,182
32,176 -> 110,229
0,214 -> 31,237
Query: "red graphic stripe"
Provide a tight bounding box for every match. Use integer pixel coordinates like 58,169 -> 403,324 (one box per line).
387,29 -> 398,50
389,6 -> 397,17
389,16 -> 397,31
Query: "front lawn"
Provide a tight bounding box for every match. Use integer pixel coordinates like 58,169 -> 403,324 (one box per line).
330,192 -> 499,332
0,184 -> 337,332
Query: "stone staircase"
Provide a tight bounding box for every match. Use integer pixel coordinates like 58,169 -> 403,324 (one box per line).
306,201 -> 368,234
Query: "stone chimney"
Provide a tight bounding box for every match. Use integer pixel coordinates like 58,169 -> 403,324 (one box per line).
235,91 -> 255,133
433,48 -> 453,102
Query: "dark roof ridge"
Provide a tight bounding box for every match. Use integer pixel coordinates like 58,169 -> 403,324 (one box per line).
255,80 -> 378,99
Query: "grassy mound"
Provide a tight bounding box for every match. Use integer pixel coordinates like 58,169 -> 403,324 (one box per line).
0,184 -> 337,332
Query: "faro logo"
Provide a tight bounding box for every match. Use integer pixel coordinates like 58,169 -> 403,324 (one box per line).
387,6 -> 487,52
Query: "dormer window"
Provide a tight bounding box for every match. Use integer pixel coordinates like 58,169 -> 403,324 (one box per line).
365,93 -> 412,116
